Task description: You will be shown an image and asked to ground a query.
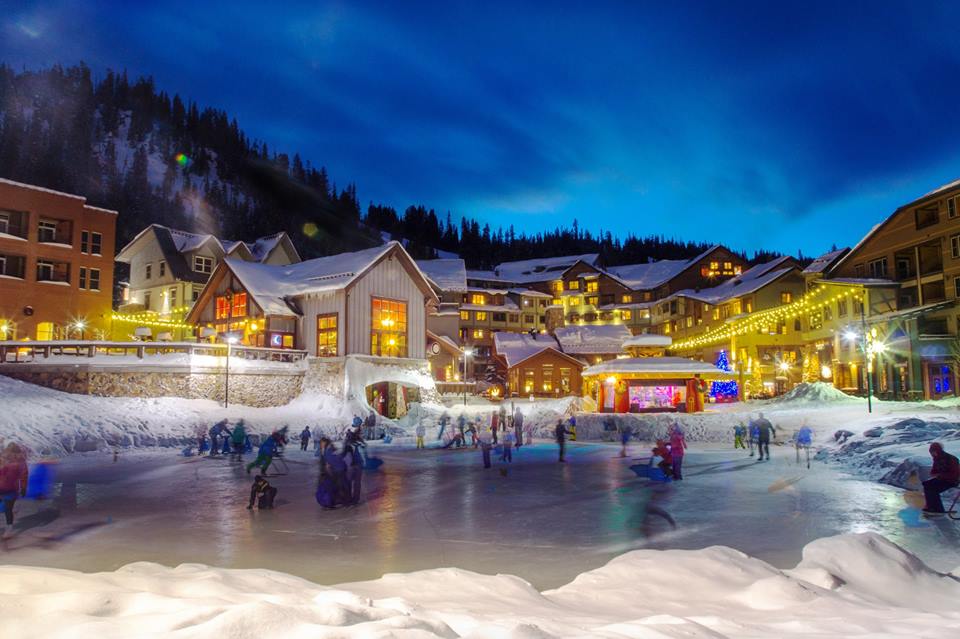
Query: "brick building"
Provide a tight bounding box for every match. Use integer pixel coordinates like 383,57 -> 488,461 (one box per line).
0,178 -> 117,340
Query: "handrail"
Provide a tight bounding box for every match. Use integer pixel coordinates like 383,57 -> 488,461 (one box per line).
0,340 -> 307,364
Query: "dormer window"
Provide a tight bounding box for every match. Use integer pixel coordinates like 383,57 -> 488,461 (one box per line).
194,256 -> 214,274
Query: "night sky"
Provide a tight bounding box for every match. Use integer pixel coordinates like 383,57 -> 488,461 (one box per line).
3,1 -> 960,256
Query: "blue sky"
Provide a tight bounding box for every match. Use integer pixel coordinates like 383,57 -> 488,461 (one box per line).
3,1 -> 960,256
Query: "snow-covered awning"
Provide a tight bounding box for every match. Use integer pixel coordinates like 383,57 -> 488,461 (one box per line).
582,356 -> 733,380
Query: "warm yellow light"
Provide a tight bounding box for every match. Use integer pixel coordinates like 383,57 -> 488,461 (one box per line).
605,376 -> 617,385
388,338 -> 396,346
779,361 -> 790,372
821,365 -> 832,379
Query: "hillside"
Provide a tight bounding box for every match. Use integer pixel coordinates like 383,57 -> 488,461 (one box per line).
0,63 -> 783,268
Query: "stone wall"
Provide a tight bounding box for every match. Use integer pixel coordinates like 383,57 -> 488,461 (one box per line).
0,365 -> 304,407
304,357 -> 346,396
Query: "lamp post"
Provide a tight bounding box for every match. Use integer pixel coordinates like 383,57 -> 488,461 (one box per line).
224,335 -> 238,408
462,347 -> 474,405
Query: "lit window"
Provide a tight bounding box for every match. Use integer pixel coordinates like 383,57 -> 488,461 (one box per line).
622,310 -> 632,321
568,280 -> 579,290
587,296 -> 598,306
472,329 -> 484,339
552,281 -> 563,293
780,292 -> 793,304
476,311 -> 487,321
231,292 -> 248,317
734,266 -> 742,275
316,313 -> 338,356
723,261 -> 732,270
663,322 -> 671,334
460,310 -> 470,321
569,297 -> 581,306
585,280 -> 598,292
371,298 -> 408,357
710,261 -> 719,270
552,298 -> 562,306
621,294 -> 632,303
215,296 -> 230,320
471,293 -> 486,305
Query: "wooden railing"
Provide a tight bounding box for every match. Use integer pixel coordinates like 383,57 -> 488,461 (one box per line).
0,341 -> 307,364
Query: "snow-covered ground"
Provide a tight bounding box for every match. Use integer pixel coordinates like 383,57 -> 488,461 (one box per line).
3,531 -> 959,638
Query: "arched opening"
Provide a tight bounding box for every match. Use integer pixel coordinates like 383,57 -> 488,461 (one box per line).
366,381 -> 423,419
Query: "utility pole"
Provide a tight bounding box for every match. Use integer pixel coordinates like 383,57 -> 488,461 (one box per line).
861,302 -> 872,414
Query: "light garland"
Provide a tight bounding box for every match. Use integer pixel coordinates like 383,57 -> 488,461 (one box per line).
110,312 -> 193,330
669,284 -> 863,351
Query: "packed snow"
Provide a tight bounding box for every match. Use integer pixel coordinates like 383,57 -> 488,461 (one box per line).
2,532 -> 957,637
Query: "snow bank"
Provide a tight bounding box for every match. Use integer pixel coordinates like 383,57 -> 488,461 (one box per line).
3,532 -> 958,637
766,381 -> 860,404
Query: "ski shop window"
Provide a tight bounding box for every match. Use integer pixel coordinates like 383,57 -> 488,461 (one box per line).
316,313 -> 338,357
371,297 -> 408,357
231,292 -> 247,318
194,255 -> 213,274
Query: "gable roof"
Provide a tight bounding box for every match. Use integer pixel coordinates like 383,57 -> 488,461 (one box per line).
553,324 -> 633,355
492,331 -> 581,369
188,242 -> 437,321
605,259 -> 690,290
672,257 -> 799,305
417,258 -> 468,292
492,253 -> 601,284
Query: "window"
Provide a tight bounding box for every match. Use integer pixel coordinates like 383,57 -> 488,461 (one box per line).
955,277 -> 960,298
523,314 -> 534,323
0,253 -> 25,279
780,292 -> 793,304
168,286 -> 176,306
231,292 -> 248,318
585,280 -> 598,292
824,306 -> 833,321
371,298 -> 408,357
868,257 -> 888,279
316,314 -> 338,356
37,220 -> 57,243
36,259 -> 69,283
79,267 -> 86,289
146,263 -> 152,279
568,280 -> 579,290
470,293 -> 486,305
144,292 -> 151,310
215,296 -> 231,320
460,310 -> 470,321
952,235 -> 960,259
745,299 -> 753,313
193,287 -> 201,301
569,296 -> 581,306
472,329 -> 484,339
552,281 -> 564,293
493,312 -> 506,322
686,316 -> 693,327
621,294 -> 633,304
523,369 -> 535,393
734,265 -> 742,275
950,196 -> 959,219
552,298 -> 562,306
80,231 -> 103,255
854,264 -> 865,278
723,261 -> 732,270
710,261 -> 719,270
621,309 -> 632,321
838,299 -> 848,317
194,256 -> 213,274
36,322 -> 56,341
587,296 -> 598,306
0,209 -> 28,239
159,260 -> 166,277
475,311 -> 487,321
663,322 -> 671,334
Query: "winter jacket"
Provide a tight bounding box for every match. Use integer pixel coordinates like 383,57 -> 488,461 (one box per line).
555,424 -> 570,443
300,428 -> 311,441
249,476 -> 271,506
514,412 -> 524,428
797,427 -> 813,446
0,459 -> 28,495
323,446 -> 347,474
932,451 -> 960,484
258,437 -> 278,457
231,425 -> 247,444
669,431 -> 687,457
415,424 -> 426,437
755,419 -> 775,441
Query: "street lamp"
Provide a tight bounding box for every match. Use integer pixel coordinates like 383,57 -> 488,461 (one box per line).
224,335 -> 238,408
462,347 -> 474,405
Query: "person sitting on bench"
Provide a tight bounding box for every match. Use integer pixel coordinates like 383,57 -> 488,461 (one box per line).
922,442 -> 959,515
247,475 -> 277,510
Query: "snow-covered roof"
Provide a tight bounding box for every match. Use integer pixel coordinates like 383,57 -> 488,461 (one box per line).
117,224 -> 298,270
427,330 -> 462,355
821,277 -> 896,287
553,325 -> 633,355
220,242 -> 428,317
582,356 -> 734,379
492,332 -> 564,368
803,248 -> 848,275
604,259 -> 690,290
623,335 -> 672,348
417,259 -> 468,293
920,176 -> 960,200
672,257 -> 798,305
465,269 -> 506,283
493,253 -> 600,284
461,301 -> 521,313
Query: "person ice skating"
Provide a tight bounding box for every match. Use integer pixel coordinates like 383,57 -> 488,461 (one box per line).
468,423 -> 478,448
0,443 -> 28,532
247,474 -> 277,510
479,427 -> 493,468
513,408 -> 524,448
491,411 -> 499,445
501,428 -> 514,462
796,424 -> 813,468
733,423 -> 746,450
442,431 -> 464,449
619,422 -> 632,458
416,421 -> 426,449
299,427 -> 311,451
669,424 -> 687,480
231,420 -> 247,460
748,419 -> 759,457
312,425 -> 323,453
344,439 -> 364,505
319,437 -> 349,505
555,419 -> 572,463
922,442 -> 959,515
246,435 -> 278,474
754,413 -> 775,461
651,440 -> 673,480
457,414 -> 467,446
437,411 -> 450,441
209,419 -> 230,456
363,413 -> 377,440
569,415 -> 577,441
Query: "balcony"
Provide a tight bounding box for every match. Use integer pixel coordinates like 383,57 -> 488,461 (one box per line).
0,209 -> 29,240
37,218 -> 74,246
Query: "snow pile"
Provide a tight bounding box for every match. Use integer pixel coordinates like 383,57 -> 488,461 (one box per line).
2,532 -> 958,637
767,381 -> 859,404
816,416 -> 960,487
573,411 -> 732,443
